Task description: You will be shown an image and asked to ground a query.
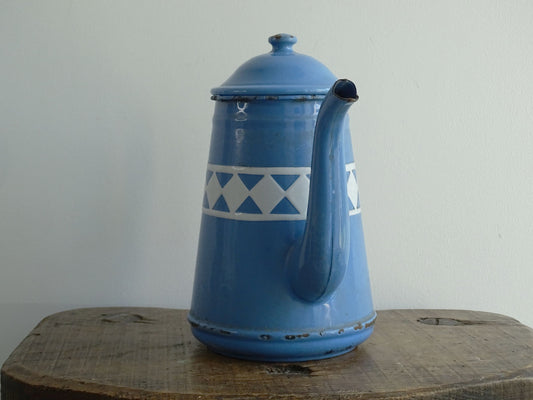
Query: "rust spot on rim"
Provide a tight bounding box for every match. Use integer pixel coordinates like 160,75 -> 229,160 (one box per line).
285,333 -> 310,340
364,319 -> 376,329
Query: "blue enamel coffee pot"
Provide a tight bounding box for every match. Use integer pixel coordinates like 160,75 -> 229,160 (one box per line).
189,34 -> 375,361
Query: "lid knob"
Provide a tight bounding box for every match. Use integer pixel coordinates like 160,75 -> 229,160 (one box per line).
268,33 -> 297,54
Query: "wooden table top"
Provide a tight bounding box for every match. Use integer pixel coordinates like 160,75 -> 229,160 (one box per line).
1,308 -> 532,400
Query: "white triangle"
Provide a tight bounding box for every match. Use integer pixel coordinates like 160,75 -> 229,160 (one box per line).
285,175 -> 310,215
346,170 -> 360,214
205,172 -> 222,209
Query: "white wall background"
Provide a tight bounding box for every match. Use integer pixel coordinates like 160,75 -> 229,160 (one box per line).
1,1 -> 532,367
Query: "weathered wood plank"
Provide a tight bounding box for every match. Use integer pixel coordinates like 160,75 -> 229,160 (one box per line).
2,308 -> 532,399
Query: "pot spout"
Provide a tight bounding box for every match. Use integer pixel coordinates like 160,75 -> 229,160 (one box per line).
290,79 -> 358,302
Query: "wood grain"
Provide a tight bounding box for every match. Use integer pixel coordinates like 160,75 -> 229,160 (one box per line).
2,308 -> 532,399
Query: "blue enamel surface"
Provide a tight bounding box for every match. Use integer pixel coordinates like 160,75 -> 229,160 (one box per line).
208,100 -> 355,167
191,214 -> 373,328
290,80 -> 358,302
189,35 -> 374,361
190,212 -> 374,361
190,317 -> 376,362
190,93 -> 374,360
211,34 -> 337,96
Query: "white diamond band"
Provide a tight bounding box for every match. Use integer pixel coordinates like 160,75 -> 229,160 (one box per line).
202,163 -> 360,221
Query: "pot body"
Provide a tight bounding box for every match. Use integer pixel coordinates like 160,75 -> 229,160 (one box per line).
189,98 -> 375,361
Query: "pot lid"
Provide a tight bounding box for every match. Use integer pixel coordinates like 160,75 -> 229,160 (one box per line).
211,34 -> 337,97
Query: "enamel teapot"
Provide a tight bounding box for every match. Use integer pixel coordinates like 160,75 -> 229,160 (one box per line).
189,34 -> 375,361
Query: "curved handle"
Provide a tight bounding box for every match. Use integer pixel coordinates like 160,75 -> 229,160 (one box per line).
289,80 -> 358,303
